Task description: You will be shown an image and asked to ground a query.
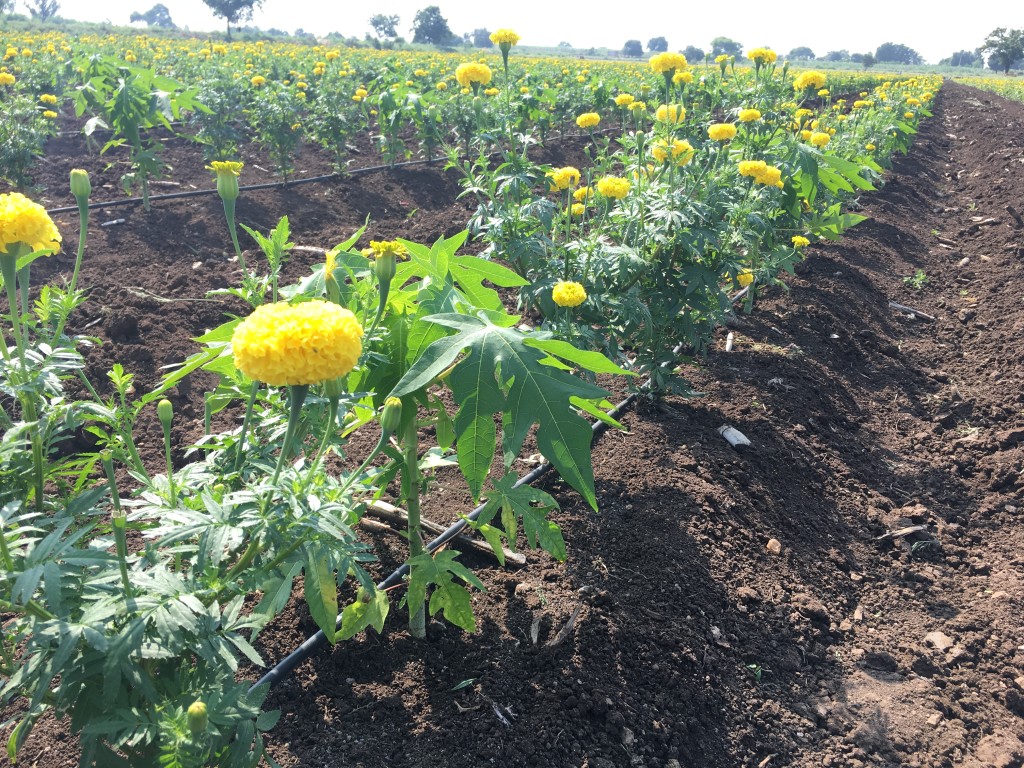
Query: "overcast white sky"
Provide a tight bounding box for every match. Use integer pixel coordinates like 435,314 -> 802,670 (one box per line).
41,0 -> 1015,65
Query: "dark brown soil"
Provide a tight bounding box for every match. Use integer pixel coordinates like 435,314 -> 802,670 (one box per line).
5,80 -> 1024,768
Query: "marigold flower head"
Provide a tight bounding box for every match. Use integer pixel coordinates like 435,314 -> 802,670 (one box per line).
0,192 -> 61,256
231,300 -> 364,386
39,93 -> 57,104
596,176 -> 630,199
904,111 -> 914,119
817,89 -> 830,97
649,52 -> 688,75
484,87 -> 499,96
736,270 -> 754,287
455,62 -> 492,89
793,71 -> 826,92
738,108 -> 761,123
571,202 -> 586,216
792,236 -> 810,248
0,72 -> 15,86
747,47 -> 777,65
628,100 -> 647,113
651,138 -> 694,166
368,240 -> 407,260
436,81 -> 447,90
738,160 -> 784,188
714,54 -> 730,64
250,75 -> 266,87
42,110 -> 57,119
573,186 -> 591,202
552,280 -> 587,308
614,93 -> 635,107
673,71 -> 694,85
576,112 -> 600,129
490,29 -> 520,47
655,103 -> 685,124
865,143 -> 876,151
547,166 -> 581,191
707,123 -> 737,141
809,131 -> 830,148
853,100 -> 872,109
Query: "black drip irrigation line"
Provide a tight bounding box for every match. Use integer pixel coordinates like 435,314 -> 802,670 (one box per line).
248,385 -> 639,694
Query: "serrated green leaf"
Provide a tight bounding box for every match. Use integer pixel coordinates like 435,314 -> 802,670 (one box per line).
407,550 -> 484,633
337,587 -> 390,640
478,474 -> 565,560
303,551 -> 337,643
524,337 -> 634,376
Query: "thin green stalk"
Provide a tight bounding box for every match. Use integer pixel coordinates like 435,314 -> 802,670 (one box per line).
1,250 -> 27,360
223,197 -> 248,277
52,201 -> 89,342
103,455 -> 132,598
232,381 -> 260,473
270,384 -> 308,487
401,415 -> 425,639
298,397 -> 338,496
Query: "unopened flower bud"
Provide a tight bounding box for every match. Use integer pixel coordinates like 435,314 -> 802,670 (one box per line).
380,396 -> 402,434
187,701 -> 208,735
70,169 -> 91,203
157,399 -> 173,430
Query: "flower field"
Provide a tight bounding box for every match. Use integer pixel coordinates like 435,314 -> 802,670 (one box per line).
2,30 -> 1024,768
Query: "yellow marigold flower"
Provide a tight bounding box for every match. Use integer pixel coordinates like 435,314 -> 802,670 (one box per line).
548,166 -> 581,190
42,110 -> 57,119
758,166 -> 783,188
865,143 -> 876,151
596,176 -> 630,199
573,186 -> 591,202
490,29 -> 521,46
232,300 -> 363,386
576,112 -> 600,129
736,270 -> 754,287
714,54 -> 730,64
904,111 -> 914,119
792,236 -> 810,248
817,89 -> 829,97
673,71 -> 693,85
800,129 -> 812,140
520,86 -> 530,94
628,101 -> 647,113
455,62 -> 491,88
41,92 -> 58,104
484,87 -> 499,96
552,280 -> 587,308
853,100 -> 872,109
614,93 -> 634,107
655,104 -> 685,123
738,108 -> 761,122
368,240 -> 407,260
251,75 -> 266,87
436,81 -> 447,90
0,72 -> 15,86
793,71 -> 826,91
571,202 -> 586,216
206,160 -> 243,201
738,160 -> 768,179
747,47 -> 777,65
649,52 -> 688,75
295,81 -> 307,90
124,52 -> 137,63
738,160 -> 783,188
326,50 -> 340,61
809,131 -> 830,147
0,192 -> 61,257
707,123 -> 737,141
651,138 -> 694,166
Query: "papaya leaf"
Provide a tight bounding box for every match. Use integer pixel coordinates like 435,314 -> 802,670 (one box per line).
472,473 -> 565,560
407,550 -> 485,633
303,548 -> 337,643
338,587 -> 390,640
390,312 -> 615,509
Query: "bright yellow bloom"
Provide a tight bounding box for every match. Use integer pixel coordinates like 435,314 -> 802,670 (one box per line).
0,192 -> 61,256
484,87 -> 499,96
490,29 -> 521,46
614,93 -> 635,107
0,72 -> 15,86
655,104 -> 685,123
792,236 -> 810,248
40,93 -> 57,104
649,52 -> 688,74
326,50 -> 340,61
738,160 -> 784,188
231,300 -> 364,386
817,89 -> 829,97
42,110 -> 57,119
368,240 -> 408,260
853,100 -> 872,109
573,186 -> 591,202
596,176 -> 630,199
250,75 -> 266,87
747,47 -> 777,65
714,54 -> 730,64
295,81 -> 307,90
436,81 -> 447,90
552,281 -> 587,307
548,166 -> 581,190
206,160 -> 243,201
571,202 -> 586,216
793,71 -> 826,91
865,143 -> 876,151
738,108 -> 761,122
455,62 -> 491,89
707,123 -> 737,141
800,129 -> 812,141
809,132 -> 830,147
576,112 -> 600,129
628,101 -> 647,113
736,270 -> 754,287
673,71 -> 693,85
904,111 -> 914,119
651,138 -> 694,166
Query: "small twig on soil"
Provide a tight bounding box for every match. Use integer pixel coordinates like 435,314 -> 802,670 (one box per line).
875,524 -> 929,541
888,301 -> 936,322
365,500 -> 526,565
291,245 -> 328,255
1005,204 -> 1023,228
545,605 -> 583,648
934,234 -> 957,246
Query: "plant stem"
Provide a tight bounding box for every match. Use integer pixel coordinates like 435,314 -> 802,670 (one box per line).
52,200 -> 89,342
162,421 -> 176,508
232,381 -> 260,474
270,384 -> 308,487
223,197 -> 248,277
299,396 -> 338,496
401,415 -> 425,639
103,455 -> 133,598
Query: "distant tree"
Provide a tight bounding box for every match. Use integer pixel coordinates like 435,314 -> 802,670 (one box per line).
710,36 -> 742,57
25,0 -> 59,20
369,13 -> 399,39
0,0 -> 15,14
201,0 -> 264,39
622,39 -> 643,58
850,52 -> 864,63
557,41 -> 572,48
411,6 -> 455,45
825,50 -> 850,61
861,52 -> 876,69
874,42 -> 923,65
788,46 -> 815,60
471,28 -> 493,47
129,3 -> 175,28
982,28 -> 1024,73
682,45 -> 705,62
647,36 -> 668,53
940,49 -> 981,67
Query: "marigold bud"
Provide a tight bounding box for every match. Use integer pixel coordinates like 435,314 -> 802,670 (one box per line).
187,701 -> 208,735
157,399 -> 173,430
70,169 -> 91,203
380,396 -> 403,434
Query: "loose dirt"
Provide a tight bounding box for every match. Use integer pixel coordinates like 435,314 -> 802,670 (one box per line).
6,80 -> 1024,768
